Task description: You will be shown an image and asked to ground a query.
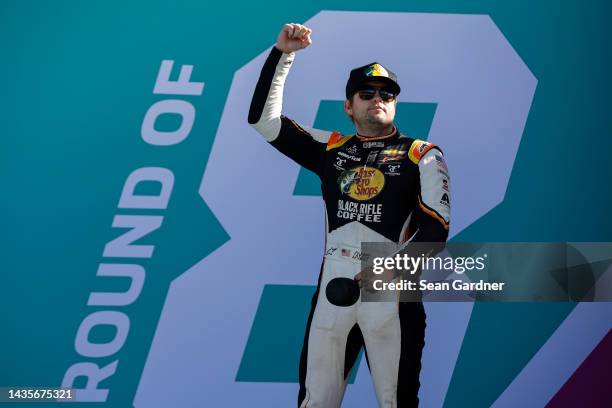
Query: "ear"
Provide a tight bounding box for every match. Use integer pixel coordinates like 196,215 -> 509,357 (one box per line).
344,99 -> 352,116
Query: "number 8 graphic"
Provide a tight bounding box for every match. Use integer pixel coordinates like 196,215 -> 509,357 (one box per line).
136,11 -> 537,408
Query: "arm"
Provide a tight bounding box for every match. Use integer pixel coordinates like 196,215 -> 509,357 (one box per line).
248,24 -> 331,177
410,148 -> 450,243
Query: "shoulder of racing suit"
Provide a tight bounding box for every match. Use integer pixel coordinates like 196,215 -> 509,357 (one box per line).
407,139 -> 442,165
326,132 -> 354,151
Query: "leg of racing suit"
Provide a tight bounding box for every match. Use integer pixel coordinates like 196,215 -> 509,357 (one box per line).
396,302 -> 427,407
298,290 -> 357,407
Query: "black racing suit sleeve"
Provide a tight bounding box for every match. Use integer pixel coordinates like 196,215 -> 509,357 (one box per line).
411,213 -> 448,243
271,117 -> 327,177
248,47 -> 329,178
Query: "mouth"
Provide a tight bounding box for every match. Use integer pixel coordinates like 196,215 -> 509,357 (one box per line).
369,106 -> 386,114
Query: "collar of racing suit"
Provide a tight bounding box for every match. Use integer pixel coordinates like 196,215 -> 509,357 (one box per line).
355,126 -> 397,141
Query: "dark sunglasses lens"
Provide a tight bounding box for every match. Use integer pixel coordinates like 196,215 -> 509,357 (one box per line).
379,90 -> 396,101
358,89 -> 376,100
357,88 -> 396,101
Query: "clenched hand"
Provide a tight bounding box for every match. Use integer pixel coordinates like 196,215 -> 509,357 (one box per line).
275,23 -> 312,53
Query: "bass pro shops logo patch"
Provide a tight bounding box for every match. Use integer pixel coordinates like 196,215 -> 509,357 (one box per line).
338,166 -> 385,201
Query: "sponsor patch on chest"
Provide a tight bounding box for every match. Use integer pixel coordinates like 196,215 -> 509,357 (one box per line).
384,163 -> 402,176
376,143 -> 408,164
337,199 -> 383,223
337,166 -> 385,201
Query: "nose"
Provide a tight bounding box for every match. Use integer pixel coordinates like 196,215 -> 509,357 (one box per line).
367,90 -> 384,104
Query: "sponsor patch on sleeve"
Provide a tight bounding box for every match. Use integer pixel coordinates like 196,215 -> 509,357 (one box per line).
326,131 -> 352,151
408,140 -> 436,164
434,154 -> 448,172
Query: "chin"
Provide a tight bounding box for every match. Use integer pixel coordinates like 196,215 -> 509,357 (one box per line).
367,117 -> 390,127
367,114 -> 387,123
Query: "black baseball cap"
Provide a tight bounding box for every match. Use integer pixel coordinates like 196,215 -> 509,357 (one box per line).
345,62 -> 401,99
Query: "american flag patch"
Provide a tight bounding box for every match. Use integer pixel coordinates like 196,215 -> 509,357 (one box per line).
341,248 -> 351,257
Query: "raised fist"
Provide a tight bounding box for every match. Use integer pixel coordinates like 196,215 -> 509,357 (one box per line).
275,23 -> 312,53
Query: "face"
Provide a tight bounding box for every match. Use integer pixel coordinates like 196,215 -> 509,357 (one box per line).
344,80 -> 397,131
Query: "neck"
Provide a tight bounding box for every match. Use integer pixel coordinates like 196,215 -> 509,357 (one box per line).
356,125 -> 396,139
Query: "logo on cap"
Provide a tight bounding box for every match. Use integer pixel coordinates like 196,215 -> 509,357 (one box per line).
365,63 -> 389,78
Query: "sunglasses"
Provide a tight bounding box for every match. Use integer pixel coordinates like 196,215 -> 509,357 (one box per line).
356,87 -> 397,102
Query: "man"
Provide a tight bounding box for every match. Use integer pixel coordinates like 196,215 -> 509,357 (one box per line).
248,23 -> 450,408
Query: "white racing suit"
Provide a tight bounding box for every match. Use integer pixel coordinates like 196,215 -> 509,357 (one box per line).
248,47 -> 451,407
